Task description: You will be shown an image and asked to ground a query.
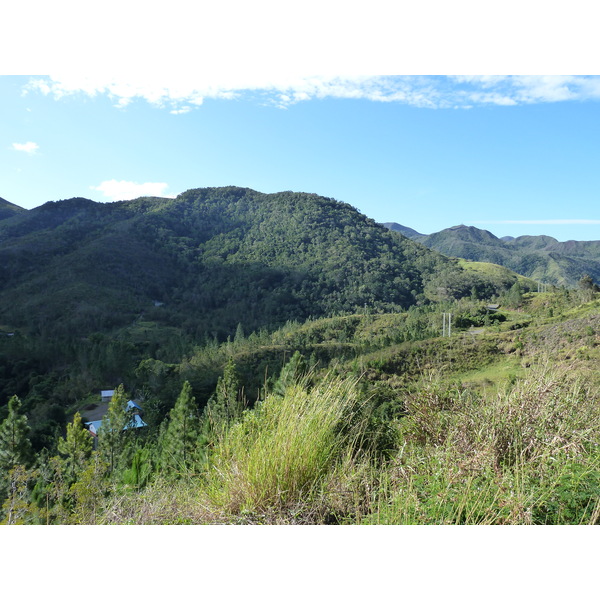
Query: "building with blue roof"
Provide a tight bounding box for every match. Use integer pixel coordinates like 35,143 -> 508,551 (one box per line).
85,396 -> 148,441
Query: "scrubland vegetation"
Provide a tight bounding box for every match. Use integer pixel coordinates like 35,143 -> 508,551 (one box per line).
2,286 -> 599,525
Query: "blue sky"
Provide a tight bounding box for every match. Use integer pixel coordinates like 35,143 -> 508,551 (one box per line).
2,4 -> 600,242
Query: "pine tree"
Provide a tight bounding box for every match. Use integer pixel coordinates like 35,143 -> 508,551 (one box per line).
160,381 -> 203,476
204,359 -> 245,433
507,281 -> 523,308
272,351 -> 307,397
1,465 -> 38,525
57,412 -> 94,482
98,385 -> 129,474
234,322 -> 245,345
0,395 -> 34,475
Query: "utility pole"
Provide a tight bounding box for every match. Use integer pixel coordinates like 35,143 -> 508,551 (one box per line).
442,313 -> 452,337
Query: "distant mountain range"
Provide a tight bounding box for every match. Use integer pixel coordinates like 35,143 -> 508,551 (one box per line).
383,222 -> 600,287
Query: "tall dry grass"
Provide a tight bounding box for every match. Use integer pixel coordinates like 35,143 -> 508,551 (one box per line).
366,361 -> 600,524
197,373 -> 377,522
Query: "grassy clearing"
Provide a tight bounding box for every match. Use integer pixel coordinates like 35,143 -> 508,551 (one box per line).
458,258 -> 537,289
448,354 -> 524,393
364,361 -> 600,524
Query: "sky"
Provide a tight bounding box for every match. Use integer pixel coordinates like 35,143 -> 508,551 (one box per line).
2,4 -> 600,245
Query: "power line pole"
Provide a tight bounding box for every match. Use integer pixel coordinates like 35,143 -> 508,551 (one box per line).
442,313 -> 452,337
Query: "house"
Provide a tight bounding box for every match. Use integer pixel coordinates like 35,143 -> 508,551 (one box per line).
84,398 -> 148,442
101,390 -> 115,402
125,400 -> 148,429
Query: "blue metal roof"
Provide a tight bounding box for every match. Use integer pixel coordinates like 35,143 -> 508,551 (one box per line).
124,414 -> 148,430
85,420 -> 103,435
85,414 -> 147,434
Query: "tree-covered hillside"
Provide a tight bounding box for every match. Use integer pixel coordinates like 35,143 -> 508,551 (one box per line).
0,197 -> 26,221
2,280 -> 599,525
384,222 -> 600,287
1,187 -> 596,525
0,188 -> 456,342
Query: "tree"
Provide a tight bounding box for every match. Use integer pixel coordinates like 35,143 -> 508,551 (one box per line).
57,412 -> 93,482
0,395 -> 34,475
1,465 -> 38,524
578,274 -> 597,290
272,351 -> 308,397
160,381 -> 203,476
204,359 -> 246,434
234,322 -> 245,345
98,385 -> 129,474
506,281 -> 523,308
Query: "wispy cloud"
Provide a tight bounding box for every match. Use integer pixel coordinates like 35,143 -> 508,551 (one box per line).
12,141 -> 39,154
91,180 -> 176,202
25,75 -> 600,112
473,219 -> 600,225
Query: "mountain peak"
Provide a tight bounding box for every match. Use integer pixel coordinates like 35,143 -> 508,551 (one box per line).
382,222 -> 425,239
432,224 -> 501,244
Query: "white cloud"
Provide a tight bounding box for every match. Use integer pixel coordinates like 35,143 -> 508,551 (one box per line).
91,180 -> 176,202
170,106 -> 192,115
12,141 -> 39,154
25,75 -> 600,112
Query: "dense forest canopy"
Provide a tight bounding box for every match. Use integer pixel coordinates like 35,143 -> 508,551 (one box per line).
0,187 -> 448,339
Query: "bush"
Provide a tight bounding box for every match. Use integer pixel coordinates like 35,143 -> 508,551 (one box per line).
200,374 -> 374,520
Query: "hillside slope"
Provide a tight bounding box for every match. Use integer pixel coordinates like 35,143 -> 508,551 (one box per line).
0,187 -> 539,422
0,197 -> 26,221
0,188 -> 452,340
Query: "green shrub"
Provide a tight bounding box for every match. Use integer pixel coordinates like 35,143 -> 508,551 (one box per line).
200,374 -> 372,518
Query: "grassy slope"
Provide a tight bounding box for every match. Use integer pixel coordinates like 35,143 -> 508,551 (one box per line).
56,290 -> 600,525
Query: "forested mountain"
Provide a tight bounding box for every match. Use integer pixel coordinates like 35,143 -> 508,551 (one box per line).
0,188 -> 450,342
384,222 -> 600,287
382,222 -> 424,240
0,197 -> 26,221
0,188 -> 446,414
0,187 -> 534,429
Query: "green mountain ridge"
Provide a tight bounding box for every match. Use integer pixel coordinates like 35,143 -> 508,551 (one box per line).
3,190 -> 600,526
0,188 -> 450,340
384,222 -> 600,287
0,197 -> 26,221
